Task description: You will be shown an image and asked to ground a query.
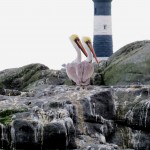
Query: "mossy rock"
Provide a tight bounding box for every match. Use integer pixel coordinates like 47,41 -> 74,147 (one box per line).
0,63 -> 48,90
64,79 -> 74,86
0,63 -> 68,91
0,83 -> 5,95
103,40 -> 150,85
0,109 -> 28,125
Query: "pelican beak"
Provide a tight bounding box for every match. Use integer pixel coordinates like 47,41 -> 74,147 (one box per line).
86,41 -> 99,64
75,38 -> 88,57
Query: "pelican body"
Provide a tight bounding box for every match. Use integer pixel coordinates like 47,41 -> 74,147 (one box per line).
66,35 -> 99,86
77,37 -> 99,85
66,35 -> 88,85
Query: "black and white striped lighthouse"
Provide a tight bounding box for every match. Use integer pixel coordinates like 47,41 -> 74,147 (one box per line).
92,0 -> 113,60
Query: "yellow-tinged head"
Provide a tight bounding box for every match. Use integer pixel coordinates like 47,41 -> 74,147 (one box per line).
82,36 -> 99,64
69,34 -> 88,57
83,36 -> 92,43
70,34 -> 79,41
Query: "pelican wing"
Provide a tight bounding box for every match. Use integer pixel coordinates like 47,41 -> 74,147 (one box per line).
81,61 -> 94,83
66,63 -> 80,85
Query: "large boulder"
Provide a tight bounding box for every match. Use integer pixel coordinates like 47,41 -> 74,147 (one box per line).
103,40 -> 150,85
0,63 -> 69,92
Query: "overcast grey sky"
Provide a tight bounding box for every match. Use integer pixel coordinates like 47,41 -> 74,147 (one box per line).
0,0 -> 150,70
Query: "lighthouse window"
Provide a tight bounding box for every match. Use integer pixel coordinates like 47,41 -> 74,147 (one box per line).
104,25 -> 107,30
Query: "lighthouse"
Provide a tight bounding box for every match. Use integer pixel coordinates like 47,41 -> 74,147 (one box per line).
92,0 -> 113,60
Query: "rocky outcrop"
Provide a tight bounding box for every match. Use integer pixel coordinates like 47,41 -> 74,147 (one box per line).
110,85 -> 150,150
103,40 -> 150,85
0,83 -> 150,150
0,50 -> 150,150
0,63 -> 70,92
0,85 -> 118,150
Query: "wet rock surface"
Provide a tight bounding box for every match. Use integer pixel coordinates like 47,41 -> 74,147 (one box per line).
0,85 -> 117,150
0,63 -> 150,149
0,83 -> 150,149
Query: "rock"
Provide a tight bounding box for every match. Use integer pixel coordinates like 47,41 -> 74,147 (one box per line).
108,86 -> 150,150
0,83 -> 5,95
11,119 -> 40,149
86,143 -> 119,150
103,40 -> 150,85
0,63 -> 69,91
0,84 -> 150,149
94,60 -> 108,74
91,73 -> 104,85
43,121 -> 68,149
1,62 -> 150,149
0,85 -> 116,149
113,86 -> 150,130
3,89 -> 21,96
109,125 -> 150,150
90,60 -> 108,86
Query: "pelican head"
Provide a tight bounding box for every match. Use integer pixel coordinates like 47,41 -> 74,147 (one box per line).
83,37 -> 92,43
83,36 -> 99,64
70,34 -> 88,57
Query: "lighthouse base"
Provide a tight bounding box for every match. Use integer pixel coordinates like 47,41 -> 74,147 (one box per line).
98,57 -> 109,61
93,57 -> 109,63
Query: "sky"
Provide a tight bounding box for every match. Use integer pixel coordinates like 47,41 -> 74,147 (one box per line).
0,0 -> 150,71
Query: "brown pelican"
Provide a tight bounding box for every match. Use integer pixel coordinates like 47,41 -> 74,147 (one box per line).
66,34 -> 88,85
77,36 -> 99,86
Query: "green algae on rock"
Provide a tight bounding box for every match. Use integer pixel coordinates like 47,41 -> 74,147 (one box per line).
103,40 -> 150,85
0,108 -> 28,125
